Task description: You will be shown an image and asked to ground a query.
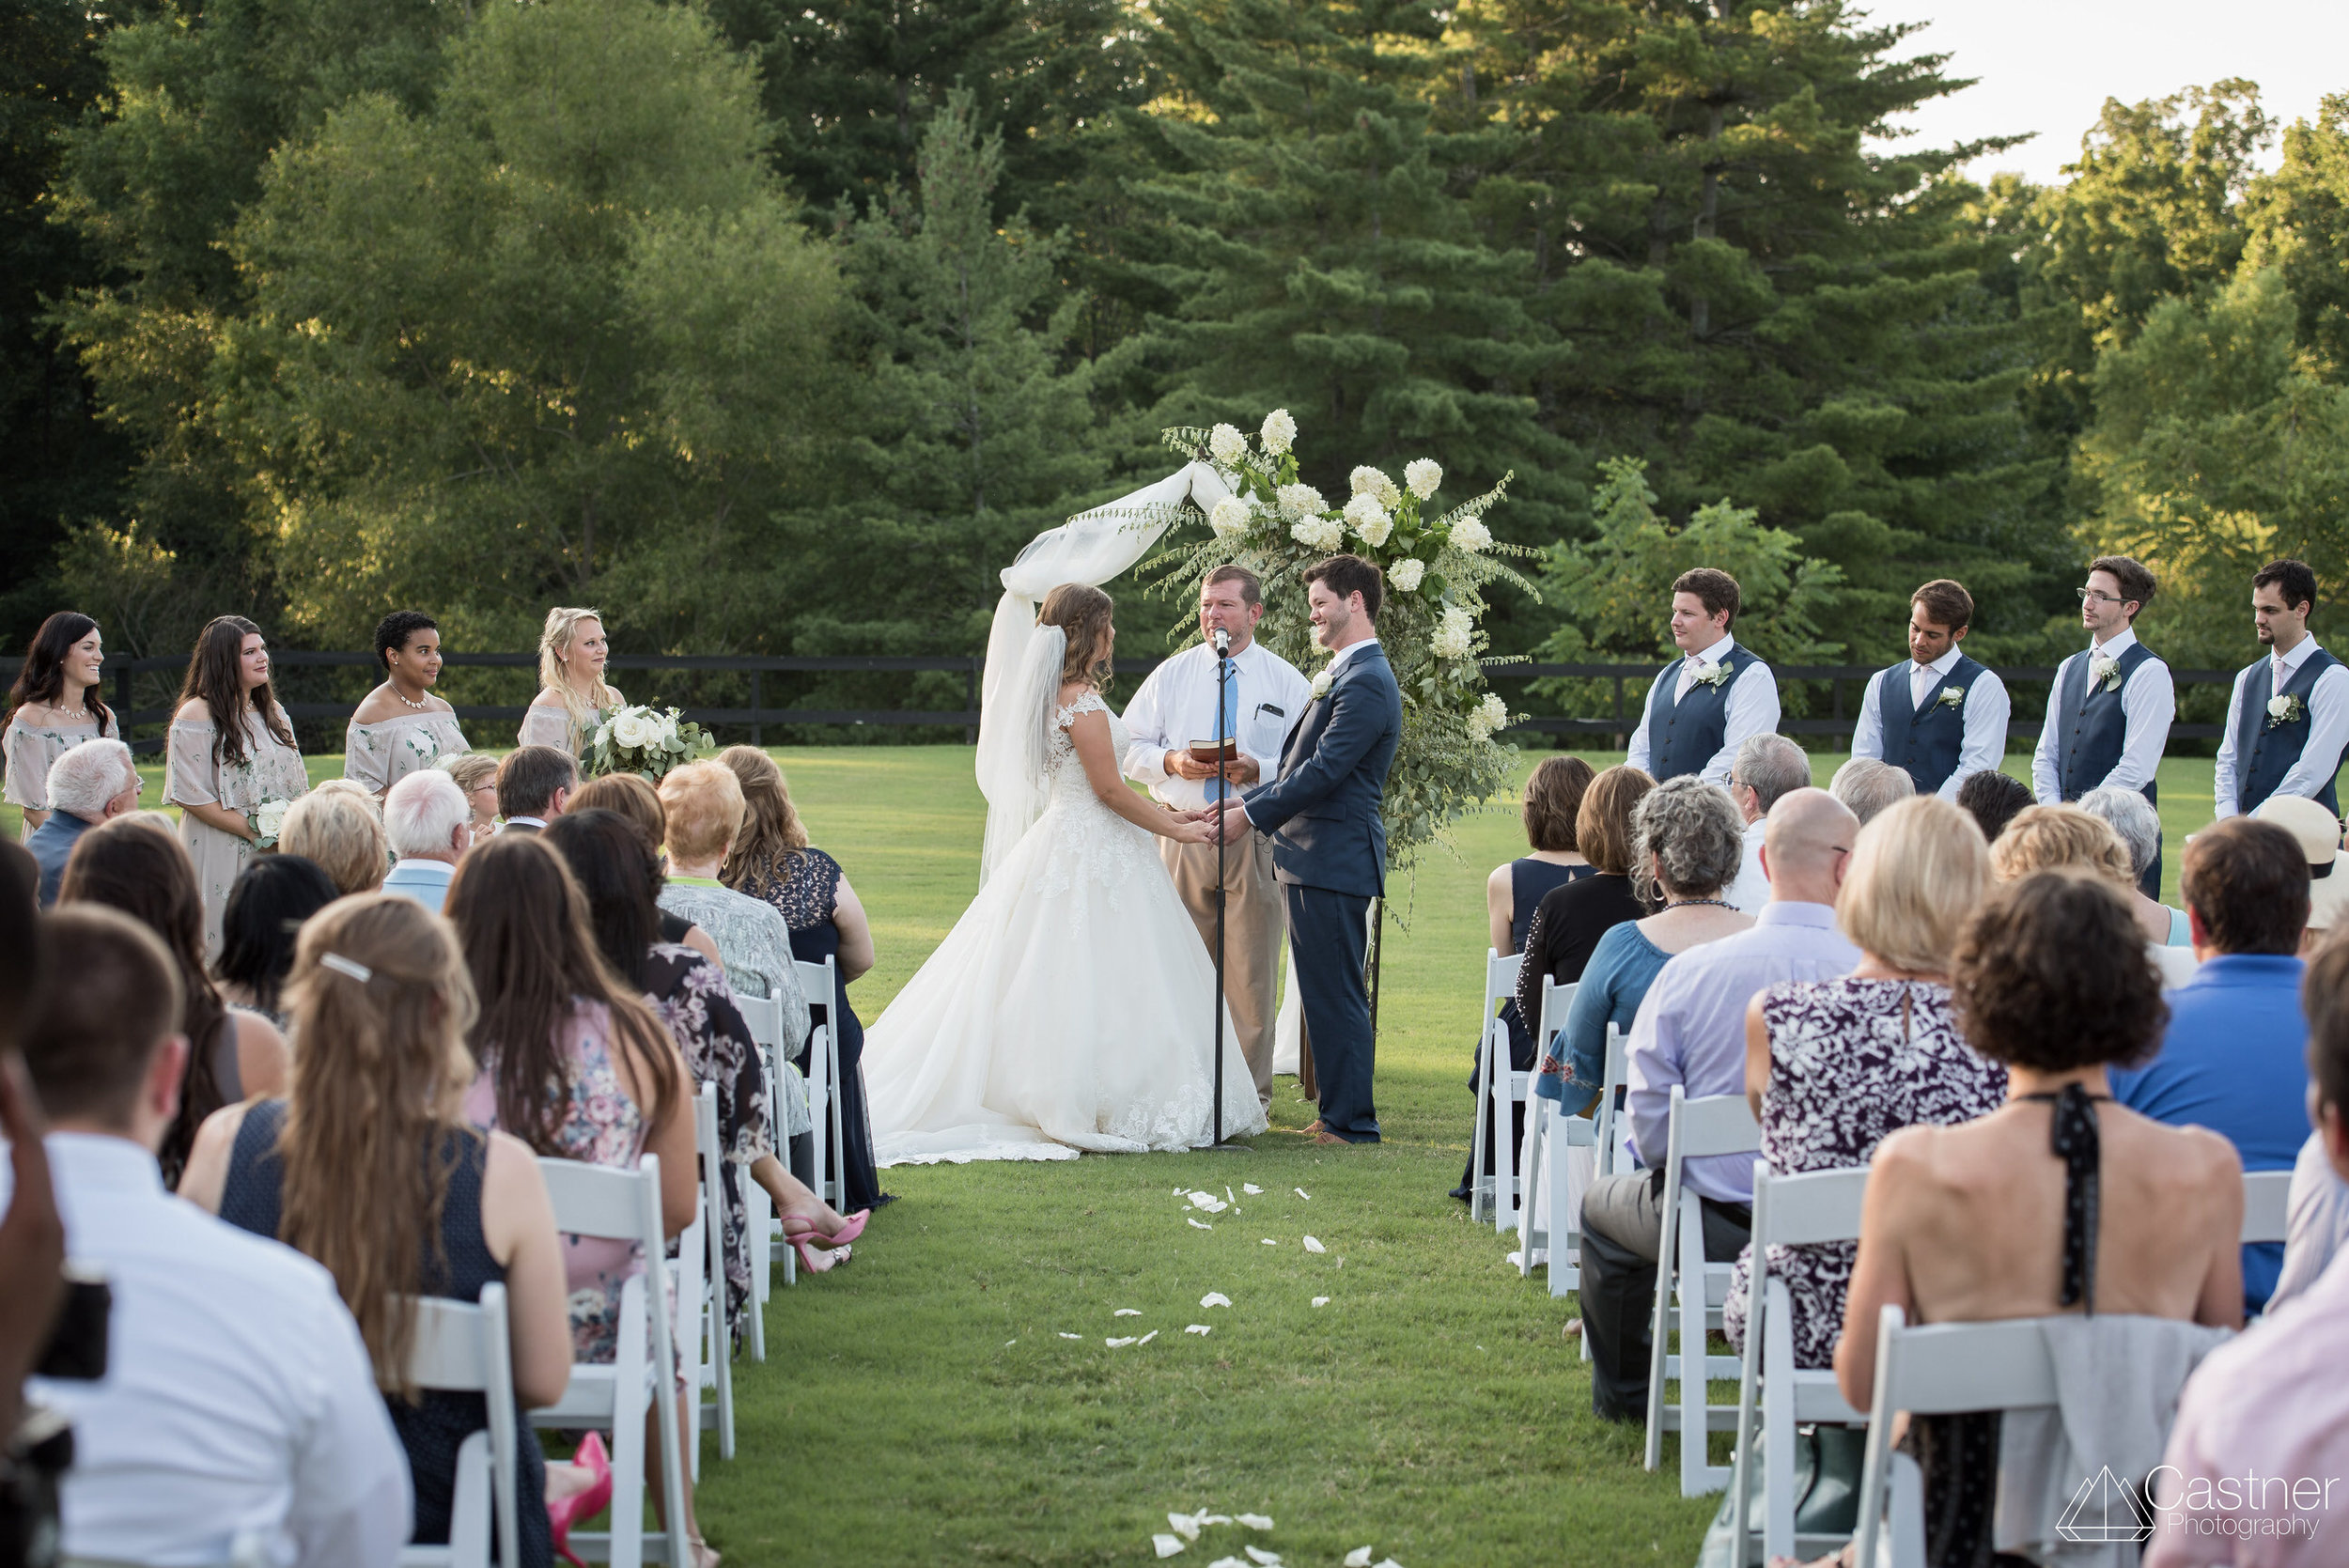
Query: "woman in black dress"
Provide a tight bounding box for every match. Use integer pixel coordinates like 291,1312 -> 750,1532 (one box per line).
716,746 -> 888,1213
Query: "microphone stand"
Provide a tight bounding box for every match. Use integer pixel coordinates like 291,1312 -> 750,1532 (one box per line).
1210,626 -> 1233,1149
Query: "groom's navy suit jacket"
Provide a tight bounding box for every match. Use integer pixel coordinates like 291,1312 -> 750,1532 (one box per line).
1242,644 -> 1403,899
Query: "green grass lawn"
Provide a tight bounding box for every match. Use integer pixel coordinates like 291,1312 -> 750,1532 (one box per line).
6,746 -> 2314,1565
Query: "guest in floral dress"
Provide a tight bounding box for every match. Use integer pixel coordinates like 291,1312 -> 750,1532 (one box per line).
163,616 -> 310,957
717,746 -> 889,1212
4,611 -> 119,838
343,611 -> 468,796
520,607 -> 623,756
1724,794 -> 2009,1368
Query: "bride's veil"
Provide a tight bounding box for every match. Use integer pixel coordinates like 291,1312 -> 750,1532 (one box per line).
975,619 -> 1067,884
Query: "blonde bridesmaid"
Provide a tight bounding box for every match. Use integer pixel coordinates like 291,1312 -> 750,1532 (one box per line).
343,610 -> 468,796
520,606 -> 624,756
5,612 -> 120,837
163,616 -> 310,956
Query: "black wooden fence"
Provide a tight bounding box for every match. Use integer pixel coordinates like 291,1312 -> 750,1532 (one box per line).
0,650 -> 2248,753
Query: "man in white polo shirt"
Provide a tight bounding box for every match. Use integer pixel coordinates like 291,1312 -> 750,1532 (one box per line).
1122,565 -> 1314,1108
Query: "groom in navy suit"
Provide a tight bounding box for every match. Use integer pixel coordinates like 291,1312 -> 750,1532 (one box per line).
1215,555 -> 1403,1144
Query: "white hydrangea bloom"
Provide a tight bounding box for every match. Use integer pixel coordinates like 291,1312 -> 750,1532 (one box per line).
1342,491 -> 1392,546
1208,495 -> 1252,538
1276,482 -> 1327,520
1449,515 -> 1493,553
1209,424 -> 1248,465
1466,706 -> 1496,742
1348,465 -> 1384,497
1386,557 -> 1425,592
1291,515 -> 1345,551
1479,691 -> 1509,730
1432,607 -> 1475,660
1375,471 -> 1402,509
1405,458 -> 1443,500
1261,408 -> 1297,456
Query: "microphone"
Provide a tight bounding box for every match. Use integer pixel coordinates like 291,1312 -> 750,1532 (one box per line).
1212,627 -> 1231,656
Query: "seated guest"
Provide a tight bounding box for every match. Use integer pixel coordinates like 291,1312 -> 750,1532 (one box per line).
495,744 -> 576,834
1512,765 -> 1657,1027
547,810 -> 860,1282
434,752 -> 504,846
1954,767 -> 2033,846
1538,776 -> 1751,1112
2269,1121 -> 2349,1313
181,893 -> 583,1567
1487,755 -> 1598,957
0,837 -> 58,1483
2078,785 -> 2188,944
381,769 -> 474,914
1724,795 -> 2006,1370
1991,803 -> 2197,986
1837,870 -> 2244,1568
446,834 -> 718,1568
2111,816 -> 2314,1313
27,737 -> 140,905
213,854 -> 340,1023
716,745 -> 890,1214
15,906 -> 407,1566
58,817 -> 288,1185
1577,787 -> 1862,1421
654,762 -> 809,1036
280,787 -> 389,897
1724,734 -> 1810,912
2147,937 -> 2349,1565
569,772 -> 723,969
1828,754 -> 1914,825
2252,793 -> 2349,951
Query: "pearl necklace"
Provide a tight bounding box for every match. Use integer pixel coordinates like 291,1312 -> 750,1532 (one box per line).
391,686 -> 431,711
53,703 -> 90,722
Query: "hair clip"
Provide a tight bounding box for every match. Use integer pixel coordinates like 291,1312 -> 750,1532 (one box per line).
319,953 -> 374,983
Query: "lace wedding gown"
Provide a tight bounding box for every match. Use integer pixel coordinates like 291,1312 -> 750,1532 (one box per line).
864,691 -> 1268,1163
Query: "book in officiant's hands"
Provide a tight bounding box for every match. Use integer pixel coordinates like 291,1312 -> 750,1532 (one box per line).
1186,737 -> 1240,766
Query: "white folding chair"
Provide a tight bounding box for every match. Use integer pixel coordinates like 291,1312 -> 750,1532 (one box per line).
1516,977 -> 1571,1279
1467,947 -> 1525,1224
1644,1085 -> 1761,1496
1728,1164 -> 1871,1565
2243,1168 -> 2293,1243
532,1155 -> 691,1568
735,993 -> 801,1316
1851,1306 -> 2061,1568
395,1282 -> 521,1568
797,955 -> 847,1209
1489,969 -> 1555,1237
1546,1024 -> 1630,1312
678,1083 -> 734,1473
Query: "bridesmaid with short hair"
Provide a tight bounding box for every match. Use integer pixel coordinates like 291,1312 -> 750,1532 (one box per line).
163,615 -> 310,956
5,611 -> 119,836
344,610 -> 468,796
520,607 -> 623,755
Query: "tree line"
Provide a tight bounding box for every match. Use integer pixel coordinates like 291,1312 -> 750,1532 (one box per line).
3,0 -> 2344,737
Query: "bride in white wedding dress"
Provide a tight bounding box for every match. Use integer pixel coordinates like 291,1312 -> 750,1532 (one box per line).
863,583 -> 1268,1163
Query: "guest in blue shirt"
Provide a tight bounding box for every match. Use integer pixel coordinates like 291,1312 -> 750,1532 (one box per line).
2111,815 -> 2315,1312
378,770 -> 471,916
27,738 -> 141,906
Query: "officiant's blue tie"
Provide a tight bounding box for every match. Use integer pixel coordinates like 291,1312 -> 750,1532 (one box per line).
1206,662 -> 1240,804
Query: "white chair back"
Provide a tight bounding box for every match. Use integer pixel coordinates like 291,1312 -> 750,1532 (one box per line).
1548,1024 -> 1627,1308
2243,1168 -> 2292,1244
1467,947 -> 1525,1223
394,1283 -> 521,1568
1490,972 -> 1564,1236
1644,1085 -> 1760,1495
682,1083 -> 735,1472
796,955 -> 846,1207
1516,977 -> 1573,1278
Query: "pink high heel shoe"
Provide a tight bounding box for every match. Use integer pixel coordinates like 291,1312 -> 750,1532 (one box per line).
790,1235 -> 852,1274
781,1208 -> 868,1250
547,1430 -> 612,1568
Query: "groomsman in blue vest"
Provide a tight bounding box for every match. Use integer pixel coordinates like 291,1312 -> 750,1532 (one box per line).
1848,579 -> 2012,800
1623,567 -> 1781,785
2032,555 -> 2176,897
2213,558 -> 2349,821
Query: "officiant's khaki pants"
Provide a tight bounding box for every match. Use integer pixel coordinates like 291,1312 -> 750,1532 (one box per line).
1161,823 -> 1283,1107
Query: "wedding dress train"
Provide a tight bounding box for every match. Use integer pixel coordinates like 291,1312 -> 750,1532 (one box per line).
864,691 -> 1268,1164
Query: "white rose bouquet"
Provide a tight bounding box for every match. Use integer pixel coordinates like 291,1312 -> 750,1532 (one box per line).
583,702 -> 716,782
249,798 -> 293,849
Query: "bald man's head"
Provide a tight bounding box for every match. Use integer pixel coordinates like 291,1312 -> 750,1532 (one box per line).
1761,787 -> 1859,906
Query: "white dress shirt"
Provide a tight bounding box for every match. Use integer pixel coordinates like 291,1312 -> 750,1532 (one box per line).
1623,634 -> 1781,787
1122,637 -> 1315,812
2213,635 -> 2349,818
12,1132 -> 409,1568
1724,816 -> 1769,913
2030,627 -> 2176,804
1848,646 -> 2013,800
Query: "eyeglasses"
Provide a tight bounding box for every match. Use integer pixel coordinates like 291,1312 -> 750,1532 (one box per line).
1829,845 -> 1855,859
2076,587 -> 2127,607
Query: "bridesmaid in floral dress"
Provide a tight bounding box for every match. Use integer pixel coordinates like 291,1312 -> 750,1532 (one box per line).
520,606 -> 624,756
163,616 -> 310,957
343,610 -> 467,796
5,612 -> 118,838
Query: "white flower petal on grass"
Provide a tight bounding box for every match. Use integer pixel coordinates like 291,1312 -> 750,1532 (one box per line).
1138,1329 -> 1159,1344
1207,1558 -> 1249,1568
1301,1236 -> 1326,1253
1188,1218 -> 1214,1231
1199,1515 -> 1233,1528
1313,1296 -> 1330,1307
1504,1250 -> 1523,1267
1236,1514 -> 1274,1530
1114,1309 -> 1143,1317
1295,1188 -> 1310,1200
1107,1337 -> 1137,1348
1155,1535 -> 1189,1559
1209,424 -> 1248,465
1058,1333 -> 1081,1340
1377,1559 -> 1406,1568
1186,1324 -> 1213,1335
1345,1550 -> 1375,1568
1187,1190 -> 1218,1209
1261,1239 -> 1278,1247
1243,1547 -> 1282,1566
1243,1184 -> 1264,1195
1200,1292 -> 1232,1309
1005,1339 -> 1018,1346
1260,409 -> 1297,456
1170,1513 -> 1202,1541
1405,458 -> 1443,499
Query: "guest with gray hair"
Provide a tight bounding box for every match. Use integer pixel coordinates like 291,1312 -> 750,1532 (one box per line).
1725,734 -> 1811,912
1829,754 -> 1915,825
379,769 -> 472,914
28,737 -> 140,905
1537,776 -> 1752,1110
2079,784 -> 2188,946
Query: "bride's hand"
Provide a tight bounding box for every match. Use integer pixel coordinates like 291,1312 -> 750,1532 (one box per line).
1163,813 -> 1216,846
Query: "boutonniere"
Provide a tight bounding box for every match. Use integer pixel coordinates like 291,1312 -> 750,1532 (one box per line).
2088,654 -> 2123,693
1310,665 -> 1335,700
2265,692 -> 2308,730
1935,685 -> 1966,710
1690,661 -> 1735,691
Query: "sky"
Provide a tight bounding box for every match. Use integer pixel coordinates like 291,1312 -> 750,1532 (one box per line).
1858,0 -> 2349,186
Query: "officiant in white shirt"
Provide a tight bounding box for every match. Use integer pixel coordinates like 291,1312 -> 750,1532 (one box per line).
1122,565 -> 1314,1109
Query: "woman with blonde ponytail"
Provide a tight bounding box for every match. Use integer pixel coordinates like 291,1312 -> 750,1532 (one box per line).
180,894 -> 591,1566
520,607 -> 625,755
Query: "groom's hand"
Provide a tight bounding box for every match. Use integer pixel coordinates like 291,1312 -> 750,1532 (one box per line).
1214,801 -> 1253,842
